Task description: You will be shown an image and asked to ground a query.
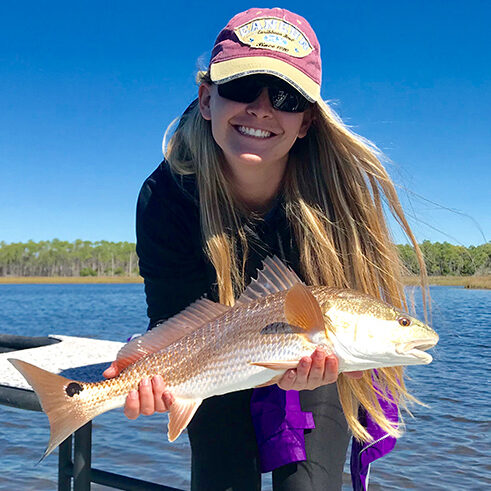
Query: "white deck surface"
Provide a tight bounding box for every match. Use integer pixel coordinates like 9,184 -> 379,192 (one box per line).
0,335 -> 124,390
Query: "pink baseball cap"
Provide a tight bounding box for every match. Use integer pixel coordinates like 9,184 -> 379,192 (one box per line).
209,8 -> 322,102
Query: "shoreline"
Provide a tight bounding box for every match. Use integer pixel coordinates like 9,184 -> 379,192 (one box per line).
0,275 -> 489,289
0,276 -> 143,284
403,275 -> 490,289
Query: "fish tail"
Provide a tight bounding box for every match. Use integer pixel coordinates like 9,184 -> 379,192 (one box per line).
9,359 -> 118,460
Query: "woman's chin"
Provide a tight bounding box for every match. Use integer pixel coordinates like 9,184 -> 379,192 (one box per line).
222,148 -> 287,170
239,153 -> 264,165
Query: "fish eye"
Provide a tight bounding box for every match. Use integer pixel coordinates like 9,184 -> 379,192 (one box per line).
398,317 -> 411,327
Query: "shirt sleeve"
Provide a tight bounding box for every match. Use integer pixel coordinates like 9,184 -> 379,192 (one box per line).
136,165 -> 213,328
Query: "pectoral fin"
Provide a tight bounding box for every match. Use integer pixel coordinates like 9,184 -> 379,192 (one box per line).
284,283 -> 324,332
167,397 -> 202,442
249,361 -> 298,370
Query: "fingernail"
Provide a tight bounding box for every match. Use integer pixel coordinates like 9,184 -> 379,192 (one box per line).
153,375 -> 162,384
302,359 -> 309,367
288,370 -> 295,379
141,378 -> 149,387
129,390 -> 138,399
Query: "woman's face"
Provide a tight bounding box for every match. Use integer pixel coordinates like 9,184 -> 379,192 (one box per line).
198,82 -> 311,173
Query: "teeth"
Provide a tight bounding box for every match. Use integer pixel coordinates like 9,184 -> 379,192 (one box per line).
237,126 -> 272,138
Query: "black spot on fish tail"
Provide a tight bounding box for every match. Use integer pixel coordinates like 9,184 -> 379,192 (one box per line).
65,382 -> 84,397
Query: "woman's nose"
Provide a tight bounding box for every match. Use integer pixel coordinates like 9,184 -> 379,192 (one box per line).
246,88 -> 273,118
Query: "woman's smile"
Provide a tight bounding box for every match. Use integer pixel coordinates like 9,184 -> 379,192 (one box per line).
233,125 -> 276,139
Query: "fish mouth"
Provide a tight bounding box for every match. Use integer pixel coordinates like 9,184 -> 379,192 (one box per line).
396,337 -> 439,364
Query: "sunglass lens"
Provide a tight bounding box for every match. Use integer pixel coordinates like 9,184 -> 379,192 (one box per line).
217,78 -> 261,104
217,76 -> 310,112
269,88 -> 310,113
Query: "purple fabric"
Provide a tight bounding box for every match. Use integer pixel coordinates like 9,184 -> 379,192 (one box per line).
250,385 -> 315,472
251,384 -> 398,486
350,397 -> 398,491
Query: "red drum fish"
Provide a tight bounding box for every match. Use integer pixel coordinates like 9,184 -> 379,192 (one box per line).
10,257 -> 438,459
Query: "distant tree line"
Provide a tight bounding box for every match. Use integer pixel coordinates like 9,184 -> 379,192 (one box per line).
0,239 -> 137,277
0,239 -> 489,277
397,241 -> 490,276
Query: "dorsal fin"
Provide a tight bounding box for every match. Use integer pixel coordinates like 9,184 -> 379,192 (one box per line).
114,298 -> 229,373
236,256 -> 303,305
284,283 -> 324,331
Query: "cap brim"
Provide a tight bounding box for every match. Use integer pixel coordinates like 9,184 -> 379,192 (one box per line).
210,56 -> 320,103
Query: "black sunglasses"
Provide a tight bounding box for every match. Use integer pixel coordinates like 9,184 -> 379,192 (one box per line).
217,75 -> 311,113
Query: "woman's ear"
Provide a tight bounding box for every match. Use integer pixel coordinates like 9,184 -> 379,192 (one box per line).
297,107 -> 313,139
198,83 -> 212,121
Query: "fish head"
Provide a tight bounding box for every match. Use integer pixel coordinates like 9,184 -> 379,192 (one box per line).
316,289 -> 439,372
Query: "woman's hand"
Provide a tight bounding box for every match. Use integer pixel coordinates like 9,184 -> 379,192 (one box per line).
103,362 -> 174,419
277,347 -> 363,391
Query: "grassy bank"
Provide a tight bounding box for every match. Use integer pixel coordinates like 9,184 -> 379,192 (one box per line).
0,276 -> 143,284
1,275 -> 489,289
403,275 -> 491,289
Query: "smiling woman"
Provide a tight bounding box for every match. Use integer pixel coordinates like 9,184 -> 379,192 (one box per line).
102,7 -> 429,491
197,78 -> 311,212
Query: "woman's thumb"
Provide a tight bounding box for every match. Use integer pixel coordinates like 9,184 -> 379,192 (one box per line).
103,361 -> 119,379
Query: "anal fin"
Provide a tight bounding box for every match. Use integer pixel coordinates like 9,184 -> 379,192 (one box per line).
167,397 -> 202,442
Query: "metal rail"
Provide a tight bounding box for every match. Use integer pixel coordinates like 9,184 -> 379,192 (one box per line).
0,384 -> 183,491
57,422 -> 182,491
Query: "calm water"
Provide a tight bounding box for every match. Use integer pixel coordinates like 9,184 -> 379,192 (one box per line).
0,284 -> 489,490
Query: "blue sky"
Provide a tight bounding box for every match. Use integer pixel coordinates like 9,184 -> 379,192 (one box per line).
1,1 -> 489,246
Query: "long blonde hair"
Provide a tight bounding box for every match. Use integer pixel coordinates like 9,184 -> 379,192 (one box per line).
164,71 -> 428,441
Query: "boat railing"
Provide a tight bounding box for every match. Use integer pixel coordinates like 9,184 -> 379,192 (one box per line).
0,334 -> 183,491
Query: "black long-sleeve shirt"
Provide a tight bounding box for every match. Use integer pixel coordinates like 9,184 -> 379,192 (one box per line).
136,160 -> 302,327
135,161 -> 351,486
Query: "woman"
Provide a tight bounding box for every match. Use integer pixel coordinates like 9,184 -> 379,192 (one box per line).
104,7 -> 427,490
